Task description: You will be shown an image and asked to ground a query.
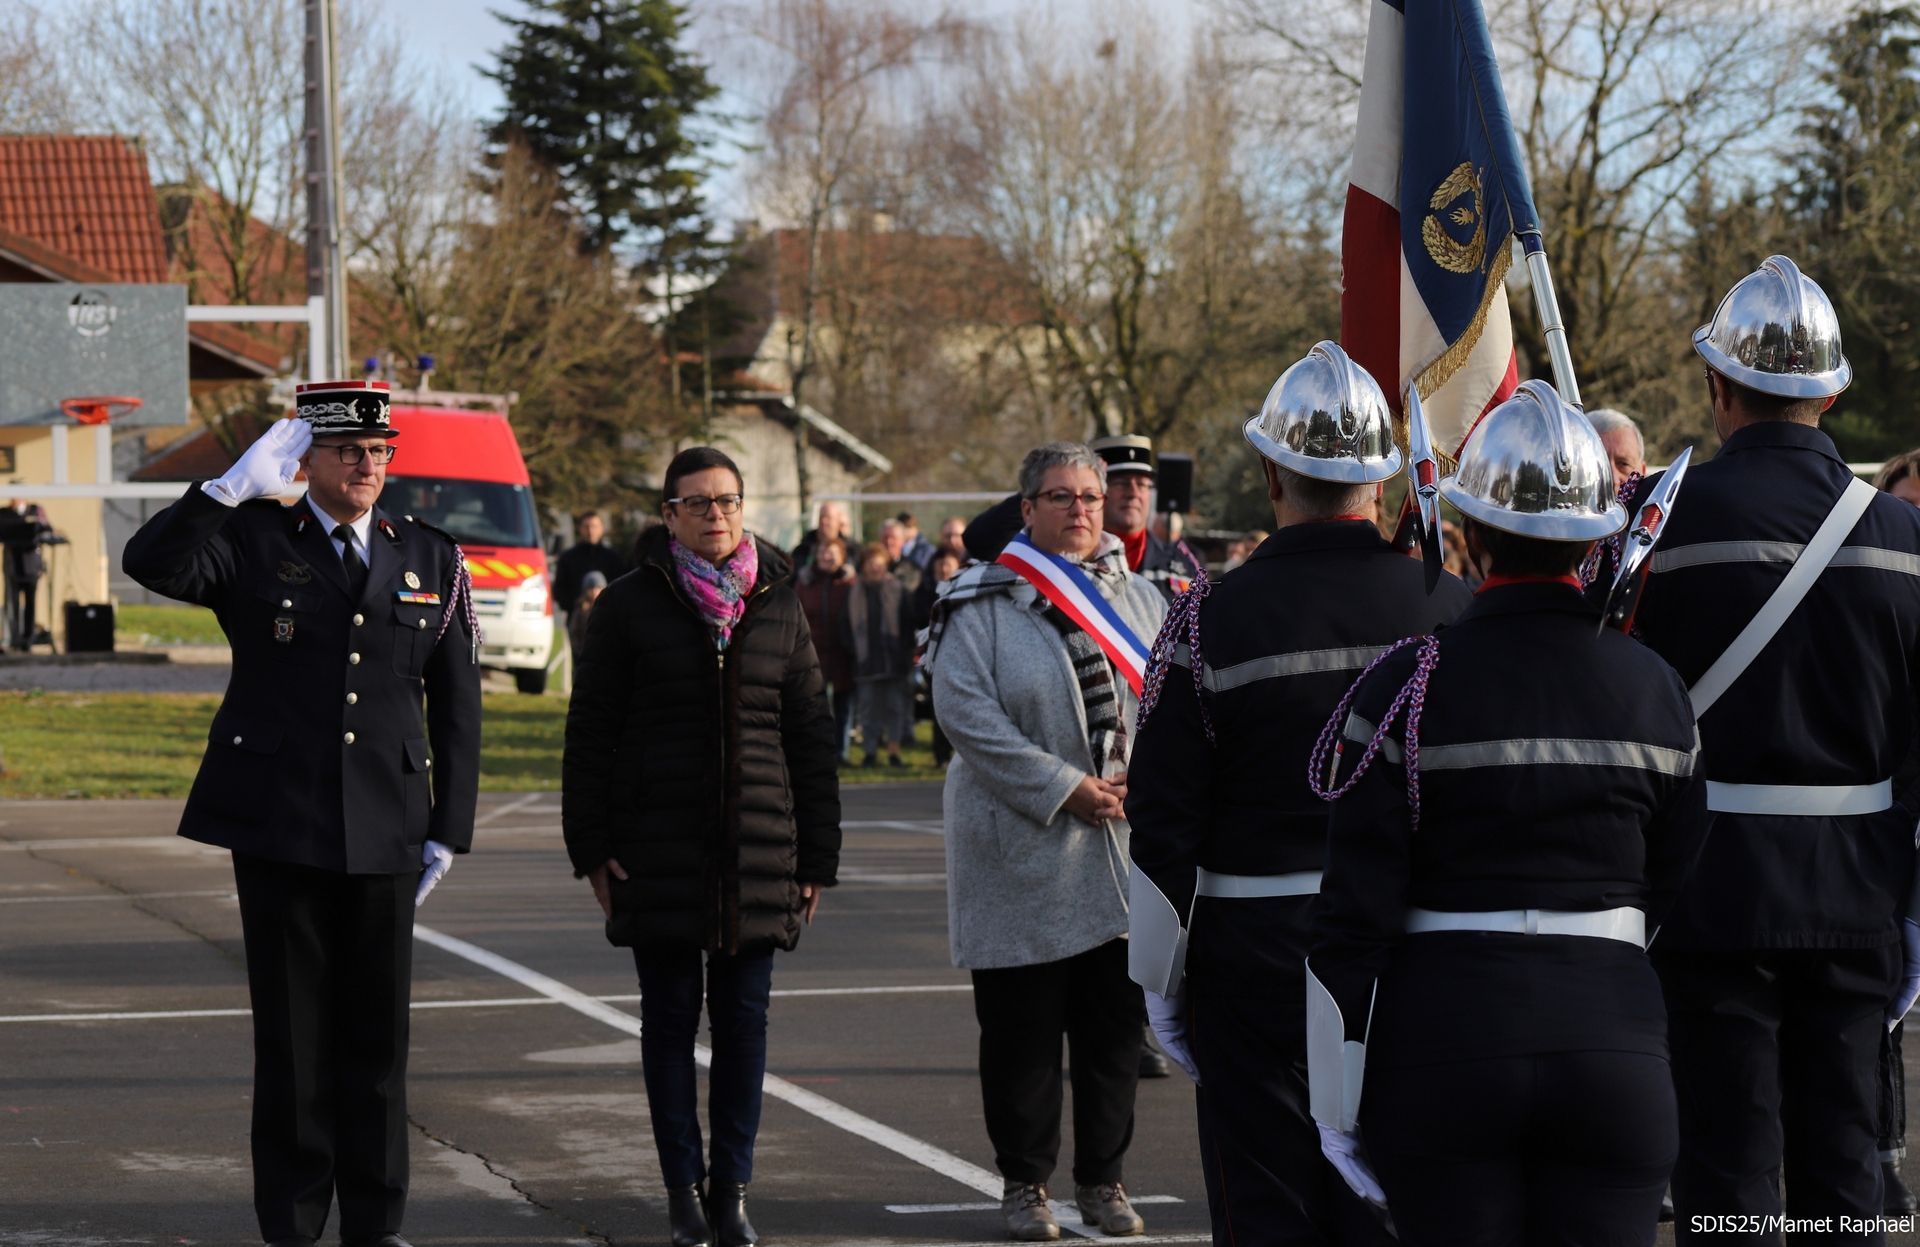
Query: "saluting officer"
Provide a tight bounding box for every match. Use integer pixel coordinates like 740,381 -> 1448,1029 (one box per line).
1307,383 -> 1700,1242
1126,342 -> 1471,1244
1621,257 -> 1920,1235
123,380 -> 482,1247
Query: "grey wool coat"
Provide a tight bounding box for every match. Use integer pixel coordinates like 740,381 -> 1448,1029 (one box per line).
931,562 -> 1168,970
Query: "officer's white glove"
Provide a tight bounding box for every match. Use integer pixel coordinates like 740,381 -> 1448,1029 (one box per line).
1317,1122 -> 1387,1206
1891,918 -> 1920,1030
1144,986 -> 1200,1083
415,840 -> 454,907
202,417 -> 311,506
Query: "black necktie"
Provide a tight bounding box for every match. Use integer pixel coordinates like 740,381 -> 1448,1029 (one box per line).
334,524 -> 368,599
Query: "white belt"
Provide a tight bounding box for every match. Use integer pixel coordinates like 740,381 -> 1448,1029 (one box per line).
1405,906 -> 1646,947
1195,868 -> 1322,898
1705,779 -> 1892,816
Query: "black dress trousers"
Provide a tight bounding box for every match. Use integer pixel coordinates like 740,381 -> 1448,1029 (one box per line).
970,937 -> 1144,1187
1656,946 -> 1900,1243
235,852 -> 415,1242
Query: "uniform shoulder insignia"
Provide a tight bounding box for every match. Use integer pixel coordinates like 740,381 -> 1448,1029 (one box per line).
410,517 -> 462,548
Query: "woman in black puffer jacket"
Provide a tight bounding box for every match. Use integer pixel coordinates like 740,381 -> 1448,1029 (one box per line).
564,446 -> 840,1247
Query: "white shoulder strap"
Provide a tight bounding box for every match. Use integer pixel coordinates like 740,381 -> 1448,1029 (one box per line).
1689,476 -> 1878,719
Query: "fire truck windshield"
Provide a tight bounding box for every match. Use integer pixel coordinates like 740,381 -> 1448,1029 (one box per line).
379,477 -> 540,548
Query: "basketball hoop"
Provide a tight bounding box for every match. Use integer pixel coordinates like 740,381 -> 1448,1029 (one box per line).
60,396 -> 143,426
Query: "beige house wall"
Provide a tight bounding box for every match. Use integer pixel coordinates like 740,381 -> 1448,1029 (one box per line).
705,407 -> 867,551
0,426 -> 114,646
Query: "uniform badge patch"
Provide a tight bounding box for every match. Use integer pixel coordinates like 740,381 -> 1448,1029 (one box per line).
273,616 -> 295,644
277,561 -> 312,585
380,519 -> 401,544
404,571 -> 421,589
396,590 -> 442,605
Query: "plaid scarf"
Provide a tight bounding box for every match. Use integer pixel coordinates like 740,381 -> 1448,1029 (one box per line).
671,532 -> 759,649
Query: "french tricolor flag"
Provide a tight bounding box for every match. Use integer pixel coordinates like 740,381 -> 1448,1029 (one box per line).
1341,0 -> 1542,462
997,533 -> 1151,697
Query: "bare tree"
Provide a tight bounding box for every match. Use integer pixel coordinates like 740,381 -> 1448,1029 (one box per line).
0,5 -> 77,132
730,0 -> 961,516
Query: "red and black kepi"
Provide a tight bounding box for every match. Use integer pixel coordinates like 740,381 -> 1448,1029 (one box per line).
294,380 -> 399,438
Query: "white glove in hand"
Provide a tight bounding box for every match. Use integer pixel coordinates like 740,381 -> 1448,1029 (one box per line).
1892,918 -> 1920,1031
1144,986 -> 1200,1083
1317,1122 -> 1387,1206
202,417 -> 312,506
415,840 -> 454,907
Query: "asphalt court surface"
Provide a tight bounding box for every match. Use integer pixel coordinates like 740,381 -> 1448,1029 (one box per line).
0,783 -> 1218,1246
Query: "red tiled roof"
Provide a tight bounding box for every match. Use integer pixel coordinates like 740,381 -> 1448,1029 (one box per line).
0,136 -> 170,282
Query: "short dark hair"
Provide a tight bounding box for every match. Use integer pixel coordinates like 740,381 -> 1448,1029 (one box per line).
1717,372 -> 1824,424
1464,518 -> 1590,577
1877,449 -> 1920,493
576,508 -> 602,523
895,510 -> 915,525
662,446 -> 743,502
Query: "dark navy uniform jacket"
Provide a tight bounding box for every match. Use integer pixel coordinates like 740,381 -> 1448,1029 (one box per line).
1624,421 -> 1920,950
1125,521 -> 1472,997
1308,582 -> 1701,1068
1134,530 -> 1199,603
124,485 -> 482,874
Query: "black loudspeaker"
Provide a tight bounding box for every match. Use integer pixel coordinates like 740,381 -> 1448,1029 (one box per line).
64,602 -> 115,653
1157,454 -> 1194,513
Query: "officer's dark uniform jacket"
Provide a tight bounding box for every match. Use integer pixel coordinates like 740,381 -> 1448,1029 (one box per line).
1623,421 -> 1920,950
1308,581 -> 1701,1069
1127,520 -> 1471,996
123,484 -> 482,874
1133,529 -> 1199,603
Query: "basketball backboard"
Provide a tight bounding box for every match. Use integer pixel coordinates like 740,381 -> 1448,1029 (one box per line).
0,284 -> 189,427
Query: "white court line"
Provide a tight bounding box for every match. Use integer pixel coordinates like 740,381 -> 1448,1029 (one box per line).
0,985 -> 973,1024
411,925 -> 1018,1209
842,820 -> 944,835
473,792 -> 546,826
0,889 -> 236,904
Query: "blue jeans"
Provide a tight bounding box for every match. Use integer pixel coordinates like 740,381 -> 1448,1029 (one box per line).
636,947 -> 775,1187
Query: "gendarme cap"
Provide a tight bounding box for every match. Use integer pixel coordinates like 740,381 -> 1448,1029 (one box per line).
1089,434 -> 1155,477
295,380 -> 398,438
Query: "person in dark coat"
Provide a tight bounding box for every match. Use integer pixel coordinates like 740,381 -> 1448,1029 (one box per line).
553,510 -> 627,617
845,541 -> 914,767
1,500 -> 52,651
563,446 -> 841,1247
1309,382 -> 1697,1243
1127,341 -> 1470,1246
122,382 -> 482,1247
795,536 -> 856,759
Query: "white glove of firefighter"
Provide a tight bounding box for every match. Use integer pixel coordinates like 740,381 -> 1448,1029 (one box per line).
415,840 -> 454,907
1144,985 -> 1199,1083
1891,918 -> 1920,1030
202,416 -> 311,506
1317,1122 -> 1386,1206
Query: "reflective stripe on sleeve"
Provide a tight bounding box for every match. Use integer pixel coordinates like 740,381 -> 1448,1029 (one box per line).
1172,643 -> 1389,692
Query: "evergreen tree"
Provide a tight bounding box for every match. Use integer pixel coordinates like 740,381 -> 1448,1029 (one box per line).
487,0 -> 719,255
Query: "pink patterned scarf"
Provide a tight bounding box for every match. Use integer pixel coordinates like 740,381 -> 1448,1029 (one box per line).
670,532 -> 760,648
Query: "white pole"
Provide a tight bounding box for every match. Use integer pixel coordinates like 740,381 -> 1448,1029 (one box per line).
95,423 -> 112,484
307,296 -> 327,384
1519,231 -> 1582,408
320,0 -> 348,376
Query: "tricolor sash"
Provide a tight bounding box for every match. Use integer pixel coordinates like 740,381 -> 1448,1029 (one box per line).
997,532 -> 1150,695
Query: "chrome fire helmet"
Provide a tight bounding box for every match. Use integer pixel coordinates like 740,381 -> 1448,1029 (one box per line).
1437,380 -> 1626,541
1243,341 -> 1402,483
1693,255 -> 1851,399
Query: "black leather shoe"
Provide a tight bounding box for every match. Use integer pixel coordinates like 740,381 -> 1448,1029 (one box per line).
708,1180 -> 758,1246
1139,1026 -> 1171,1079
670,1183 -> 714,1247
1887,1160 -> 1919,1214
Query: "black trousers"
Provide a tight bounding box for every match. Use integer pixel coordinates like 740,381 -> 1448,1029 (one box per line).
635,947 -> 775,1187
1363,1051 -> 1676,1246
1655,947 -> 1900,1244
1192,992 -> 1396,1246
234,852 -> 415,1242
971,937 -> 1143,1186
4,574 -> 34,651
1880,1021 -> 1906,1161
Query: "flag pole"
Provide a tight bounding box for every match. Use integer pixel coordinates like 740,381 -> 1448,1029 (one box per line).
1519,231 -> 1581,408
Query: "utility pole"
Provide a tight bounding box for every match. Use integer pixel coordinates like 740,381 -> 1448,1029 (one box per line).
304,0 -> 348,377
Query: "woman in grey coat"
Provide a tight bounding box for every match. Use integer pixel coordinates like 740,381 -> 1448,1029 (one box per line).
924,442 -> 1169,1241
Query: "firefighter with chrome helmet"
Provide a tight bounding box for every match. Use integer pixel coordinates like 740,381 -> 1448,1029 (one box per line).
1305,382 -> 1700,1240
1125,341 -> 1471,1244
1619,256 -> 1920,1231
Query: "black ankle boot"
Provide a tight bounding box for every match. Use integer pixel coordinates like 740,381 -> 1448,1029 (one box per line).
668,1184 -> 712,1247
1887,1160 -> 1919,1214
707,1180 -> 758,1246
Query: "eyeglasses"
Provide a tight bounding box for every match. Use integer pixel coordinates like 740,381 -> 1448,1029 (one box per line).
1030,489 -> 1106,511
667,493 -> 744,517
314,444 -> 396,465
